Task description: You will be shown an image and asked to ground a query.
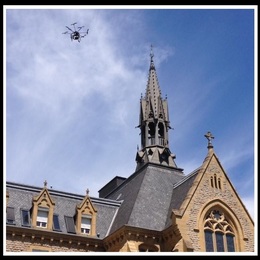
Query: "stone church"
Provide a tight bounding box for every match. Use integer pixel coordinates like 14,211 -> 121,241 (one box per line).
5,50 -> 254,254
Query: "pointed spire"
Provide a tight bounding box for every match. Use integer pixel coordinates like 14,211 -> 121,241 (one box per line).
204,131 -> 214,149
135,46 -> 182,171
150,44 -> 155,71
150,44 -> 154,60
145,45 -> 162,119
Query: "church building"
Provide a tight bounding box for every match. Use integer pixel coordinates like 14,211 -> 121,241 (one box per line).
5,50 -> 254,253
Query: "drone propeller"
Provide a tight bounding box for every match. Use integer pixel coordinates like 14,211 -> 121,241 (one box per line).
78,26 -> 84,31
62,31 -> 69,34
71,22 -> 77,31
81,29 -> 89,35
66,26 -> 74,32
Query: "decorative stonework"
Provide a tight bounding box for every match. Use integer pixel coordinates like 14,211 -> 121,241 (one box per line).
208,165 -> 221,174
31,185 -> 55,230
75,193 -> 97,236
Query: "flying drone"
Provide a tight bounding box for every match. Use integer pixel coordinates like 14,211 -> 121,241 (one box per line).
63,22 -> 89,42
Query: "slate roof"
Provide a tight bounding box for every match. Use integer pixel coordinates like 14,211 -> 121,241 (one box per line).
105,163 -> 186,233
6,162 -> 203,238
164,167 -> 201,228
6,181 -> 121,239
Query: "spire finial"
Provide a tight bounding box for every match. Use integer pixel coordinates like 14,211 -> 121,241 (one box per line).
44,180 -> 47,187
204,131 -> 214,149
86,188 -> 89,195
149,44 -> 155,71
150,44 -> 154,62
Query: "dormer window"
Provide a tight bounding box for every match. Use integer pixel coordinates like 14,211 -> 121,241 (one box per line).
31,181 -> 55,230
36,207 -> 48,228
81,215 -> 92,234
75,190 -> 97,236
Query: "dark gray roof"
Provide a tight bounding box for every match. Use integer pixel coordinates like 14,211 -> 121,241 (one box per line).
98,176 -> 126,198
164,167 -> 201,228
6,164 -> 200,238
6,181 -> 121,239
105,163 -> 185,233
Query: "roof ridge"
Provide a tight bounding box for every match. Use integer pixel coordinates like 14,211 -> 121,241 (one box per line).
172,167 -> 201,189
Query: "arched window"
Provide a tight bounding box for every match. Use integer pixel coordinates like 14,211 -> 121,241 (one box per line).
148,122 -> 155,145
204,209 -> 235,252
158,122 -> 165,146
139,243 -> 158,252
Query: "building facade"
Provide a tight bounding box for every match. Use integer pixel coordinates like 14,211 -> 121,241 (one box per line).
5,50 -> 254,254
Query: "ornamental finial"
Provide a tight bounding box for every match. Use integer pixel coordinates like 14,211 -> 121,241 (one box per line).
150,44 -> 154,62
204,131 -> 214,148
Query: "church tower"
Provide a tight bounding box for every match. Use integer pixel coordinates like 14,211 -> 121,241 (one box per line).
135,47 -> 181,171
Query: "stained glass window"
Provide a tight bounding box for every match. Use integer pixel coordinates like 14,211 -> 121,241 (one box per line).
216,232 -> 224,252
204,209 -> 235,252
226,233 -> 235,252
205,230 -> 214,252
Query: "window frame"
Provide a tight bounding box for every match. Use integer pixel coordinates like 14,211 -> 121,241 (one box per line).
21,208 -> 31,227
6,207 -> 16,225
52,214 -> 61,232
36,207 -> 49,228
64,215 -> 76,234
81,214 -> 92,235
204,209 -> 236,252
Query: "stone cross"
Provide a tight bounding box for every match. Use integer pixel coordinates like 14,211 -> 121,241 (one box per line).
204,131 -> 214,146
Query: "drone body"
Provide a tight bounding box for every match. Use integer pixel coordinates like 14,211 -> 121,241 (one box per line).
63,22 -> 89,42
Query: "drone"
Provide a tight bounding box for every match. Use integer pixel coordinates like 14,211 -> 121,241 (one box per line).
63,22 -> 89,42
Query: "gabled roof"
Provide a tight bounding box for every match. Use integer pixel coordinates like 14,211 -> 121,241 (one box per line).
168,146 -> 254,225
6,181 -> 121,239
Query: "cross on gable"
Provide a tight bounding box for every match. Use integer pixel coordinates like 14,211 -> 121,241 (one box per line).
204,131 -> 214,147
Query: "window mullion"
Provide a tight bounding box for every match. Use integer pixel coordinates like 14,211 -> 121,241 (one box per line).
212,231 -> 217,252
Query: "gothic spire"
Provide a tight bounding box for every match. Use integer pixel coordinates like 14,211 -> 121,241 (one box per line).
150,44 -> 155,71
144,45 -> 164,120
135,47 -> 180,170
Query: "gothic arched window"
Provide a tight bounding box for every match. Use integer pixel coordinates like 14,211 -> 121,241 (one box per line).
158,122 -> 165,146
148,122 -> 155,145
204,209 -> 235,252
138,243 -> 158,252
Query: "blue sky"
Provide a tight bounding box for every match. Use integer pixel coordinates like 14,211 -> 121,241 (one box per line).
4,6 -> 257,221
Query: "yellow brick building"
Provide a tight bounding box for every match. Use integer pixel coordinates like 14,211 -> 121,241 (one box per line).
5,50 -> 254,254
